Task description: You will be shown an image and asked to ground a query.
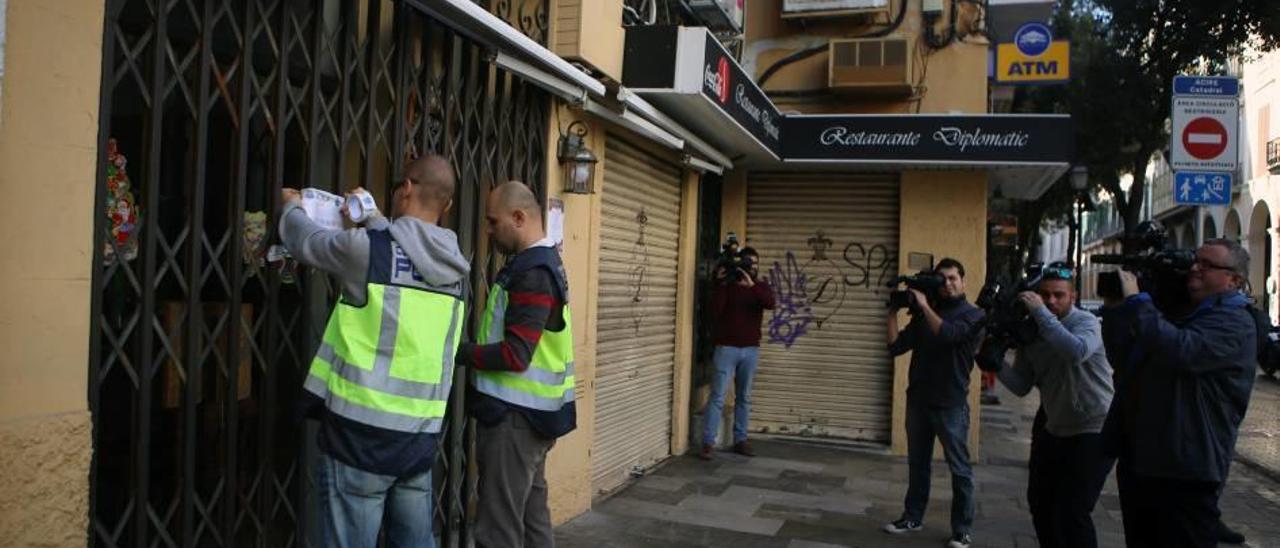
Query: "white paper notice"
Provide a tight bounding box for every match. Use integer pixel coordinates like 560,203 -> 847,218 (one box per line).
301,188 -> 344,231
547,198 -> 565,252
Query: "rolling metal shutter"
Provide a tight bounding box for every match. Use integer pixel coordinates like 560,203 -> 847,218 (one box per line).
592,137 -> 683,495
746,173 -> 899,442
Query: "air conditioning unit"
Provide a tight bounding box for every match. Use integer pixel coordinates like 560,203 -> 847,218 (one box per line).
827,38 -> 912,96
782,0 -> 889,19
551,0 -> 625,81
687,0 -> 744,34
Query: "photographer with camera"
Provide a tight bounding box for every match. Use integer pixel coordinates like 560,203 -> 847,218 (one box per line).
882,258 -> 985,548
699,246 -> 775,461
1101,239 -> 1257,547
975,263 -> 1114,548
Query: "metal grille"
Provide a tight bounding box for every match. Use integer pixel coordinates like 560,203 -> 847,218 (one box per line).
88,1 -> 550,546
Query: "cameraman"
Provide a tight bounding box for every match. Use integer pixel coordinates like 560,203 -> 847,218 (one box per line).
699,247 -> 775,461
882,258 -> 984,548
1102,239 -> 1257,547
978,263 -> 1114,548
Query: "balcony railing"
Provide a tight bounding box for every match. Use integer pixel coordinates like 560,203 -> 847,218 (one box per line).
1268,137 -> 1280,174
1151,169 -> 1176,217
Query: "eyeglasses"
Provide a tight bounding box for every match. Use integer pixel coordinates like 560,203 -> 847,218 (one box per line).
1192,258 -> 1236,273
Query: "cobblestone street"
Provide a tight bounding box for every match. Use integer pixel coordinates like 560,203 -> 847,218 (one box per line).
1238,373 -> 1280,481
556,385 -> 1280,547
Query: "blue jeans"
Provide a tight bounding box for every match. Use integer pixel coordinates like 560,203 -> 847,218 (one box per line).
903,399 -> 975,536
316,451 -> 436,548
702,345 -> 759,446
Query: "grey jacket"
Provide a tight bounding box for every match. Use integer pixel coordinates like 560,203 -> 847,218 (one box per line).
278,203 -> 470,303
998,306 -> 1114,437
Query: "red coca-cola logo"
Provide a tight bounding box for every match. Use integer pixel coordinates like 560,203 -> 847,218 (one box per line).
717,56 -> 731,104
705,55 -> 731,104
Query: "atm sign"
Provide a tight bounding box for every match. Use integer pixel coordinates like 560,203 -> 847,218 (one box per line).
995,41 -> 1070,84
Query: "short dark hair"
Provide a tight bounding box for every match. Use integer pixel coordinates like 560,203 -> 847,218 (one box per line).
935,257 -> 965,278
1202,238 -> 1250,279
739,246 -> 759,258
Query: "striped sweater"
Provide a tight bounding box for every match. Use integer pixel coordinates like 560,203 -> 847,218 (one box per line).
459,243 -> 576,438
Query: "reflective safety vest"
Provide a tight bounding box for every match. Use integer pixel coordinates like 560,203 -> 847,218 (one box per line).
474,247 -> 575,412
304,230 -> 464,434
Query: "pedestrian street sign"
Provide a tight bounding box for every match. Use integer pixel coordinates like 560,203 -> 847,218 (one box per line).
1173,171 -> 1232,206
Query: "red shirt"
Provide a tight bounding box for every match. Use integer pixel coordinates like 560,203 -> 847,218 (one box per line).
710,281 -> 777,347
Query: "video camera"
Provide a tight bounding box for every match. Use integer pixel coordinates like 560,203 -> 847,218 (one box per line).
1093,221 -> 1194,316
975,262 -> 1049,349
885,270 -> 947,311
715,232 -> 755,284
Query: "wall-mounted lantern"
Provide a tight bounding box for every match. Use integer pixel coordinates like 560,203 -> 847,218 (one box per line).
558,121 -> 597,194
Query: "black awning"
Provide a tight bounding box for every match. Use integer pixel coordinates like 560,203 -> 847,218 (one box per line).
622,26 -> 1073,199
782,113 -> 1072,199
623,26 -> 782,164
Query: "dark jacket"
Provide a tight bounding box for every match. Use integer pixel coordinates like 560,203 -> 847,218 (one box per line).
890,295 -> 985,408
461,242 -> 576,439
1101,291 -> 1257,483
710,281 -> 776,347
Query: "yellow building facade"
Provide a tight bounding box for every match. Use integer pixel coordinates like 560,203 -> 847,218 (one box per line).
0,0 -> 1068,543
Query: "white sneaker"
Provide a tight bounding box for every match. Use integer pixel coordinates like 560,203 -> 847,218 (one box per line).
947,533 -> 972,548
882,518 -> 923,534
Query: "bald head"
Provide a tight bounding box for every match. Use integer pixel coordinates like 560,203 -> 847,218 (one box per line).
485,181 -> 544,255
491,180 -> 541,222
403,154 -> 456,211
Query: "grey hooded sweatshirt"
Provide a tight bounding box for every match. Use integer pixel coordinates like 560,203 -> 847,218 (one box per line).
277,201 -> 469,476
278,202 -> 469,303
998,306 -> 1115,437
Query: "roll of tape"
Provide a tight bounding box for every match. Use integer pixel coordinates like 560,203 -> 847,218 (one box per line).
346,190 -> 379,223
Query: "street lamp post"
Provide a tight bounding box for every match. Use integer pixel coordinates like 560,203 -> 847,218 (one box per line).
1071,166 -> 1089,302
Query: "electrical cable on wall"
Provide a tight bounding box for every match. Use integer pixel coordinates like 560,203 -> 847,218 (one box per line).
959,0 -> 992,43
912,34 -> 932,113
923,0 -> 960,50
756,0 -> 909,87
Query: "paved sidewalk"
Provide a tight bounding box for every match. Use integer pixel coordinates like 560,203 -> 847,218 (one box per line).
555,386 -> 1280,547
1237,372 -> 1280,480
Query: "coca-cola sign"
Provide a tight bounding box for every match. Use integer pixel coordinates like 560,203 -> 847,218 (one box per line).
785,115 -> 1071,163
700,37 -> 782,154
704,56 -> 730,104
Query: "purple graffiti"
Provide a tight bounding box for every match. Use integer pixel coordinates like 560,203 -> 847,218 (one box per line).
765,252 -> 816,349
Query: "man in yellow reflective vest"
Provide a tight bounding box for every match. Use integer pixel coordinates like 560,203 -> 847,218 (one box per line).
280,155 -> 469,548
460,181 -> 575,548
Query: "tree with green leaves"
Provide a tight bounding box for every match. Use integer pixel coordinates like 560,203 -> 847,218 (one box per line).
1021,0 -> 1280,249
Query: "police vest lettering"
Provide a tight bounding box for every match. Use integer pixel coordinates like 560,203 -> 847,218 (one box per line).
473,267 -> 575,412
303,230 -> 464,434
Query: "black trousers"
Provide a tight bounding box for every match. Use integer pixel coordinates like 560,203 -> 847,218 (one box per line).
1116,458 -> 1222,548
1027,412 -> 1114,548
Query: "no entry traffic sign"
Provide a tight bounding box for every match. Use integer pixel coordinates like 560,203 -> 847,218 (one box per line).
1171,96 -> 1238,171
1182,117 -> 1228,160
